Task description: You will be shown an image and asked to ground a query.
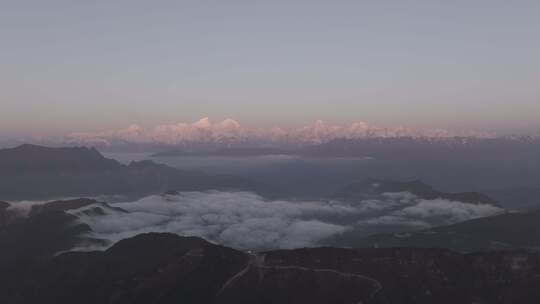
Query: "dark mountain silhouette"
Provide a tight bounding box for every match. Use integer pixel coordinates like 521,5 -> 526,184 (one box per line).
0,144 -> 121,173
0,201 -> 9,227
0,144 -> 265,200
2,232 -> 540,304
333,178 -> 500,206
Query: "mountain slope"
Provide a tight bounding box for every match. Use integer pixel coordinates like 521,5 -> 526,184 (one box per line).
0,198 -> 109,265
2,233 -> 540,304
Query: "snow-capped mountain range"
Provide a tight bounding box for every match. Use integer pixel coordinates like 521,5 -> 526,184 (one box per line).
62,117 -> 501,148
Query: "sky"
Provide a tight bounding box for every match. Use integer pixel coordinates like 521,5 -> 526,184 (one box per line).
1,0 -> 539,138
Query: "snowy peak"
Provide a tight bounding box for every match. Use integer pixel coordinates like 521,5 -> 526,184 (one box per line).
192,117 -> 212,129
63,117 -> 505,147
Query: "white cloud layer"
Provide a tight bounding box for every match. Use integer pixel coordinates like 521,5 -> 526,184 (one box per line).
6,200 -> 50,217
67,191 -> 504,251
358,197 -> 504,230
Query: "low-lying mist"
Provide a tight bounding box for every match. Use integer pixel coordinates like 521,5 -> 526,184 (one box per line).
67,191 -> 503,251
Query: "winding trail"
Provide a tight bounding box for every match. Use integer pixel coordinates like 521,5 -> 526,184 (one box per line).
216,254 -> 257,296
217,252 -> 383,301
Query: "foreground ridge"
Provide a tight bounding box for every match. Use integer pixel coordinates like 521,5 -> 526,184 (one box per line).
2,233 -> 540,304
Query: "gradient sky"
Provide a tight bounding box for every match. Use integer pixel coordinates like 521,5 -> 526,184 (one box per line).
1,0 -> 539,138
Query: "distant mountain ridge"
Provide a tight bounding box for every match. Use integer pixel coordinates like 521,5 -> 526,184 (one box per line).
152,147 -> 289,157
0,144 -> 121,173
299,136 -> 540,161
334,179 -> 500,206
63,117 -> 503,148
13,117 -> 540,153
100,136 -> 540,164
0,144 -> 262,200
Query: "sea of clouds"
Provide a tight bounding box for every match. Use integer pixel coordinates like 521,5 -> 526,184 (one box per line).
66,191 -> 503,251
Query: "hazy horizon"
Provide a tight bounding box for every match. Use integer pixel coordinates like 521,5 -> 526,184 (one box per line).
2,0 -> 540,138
